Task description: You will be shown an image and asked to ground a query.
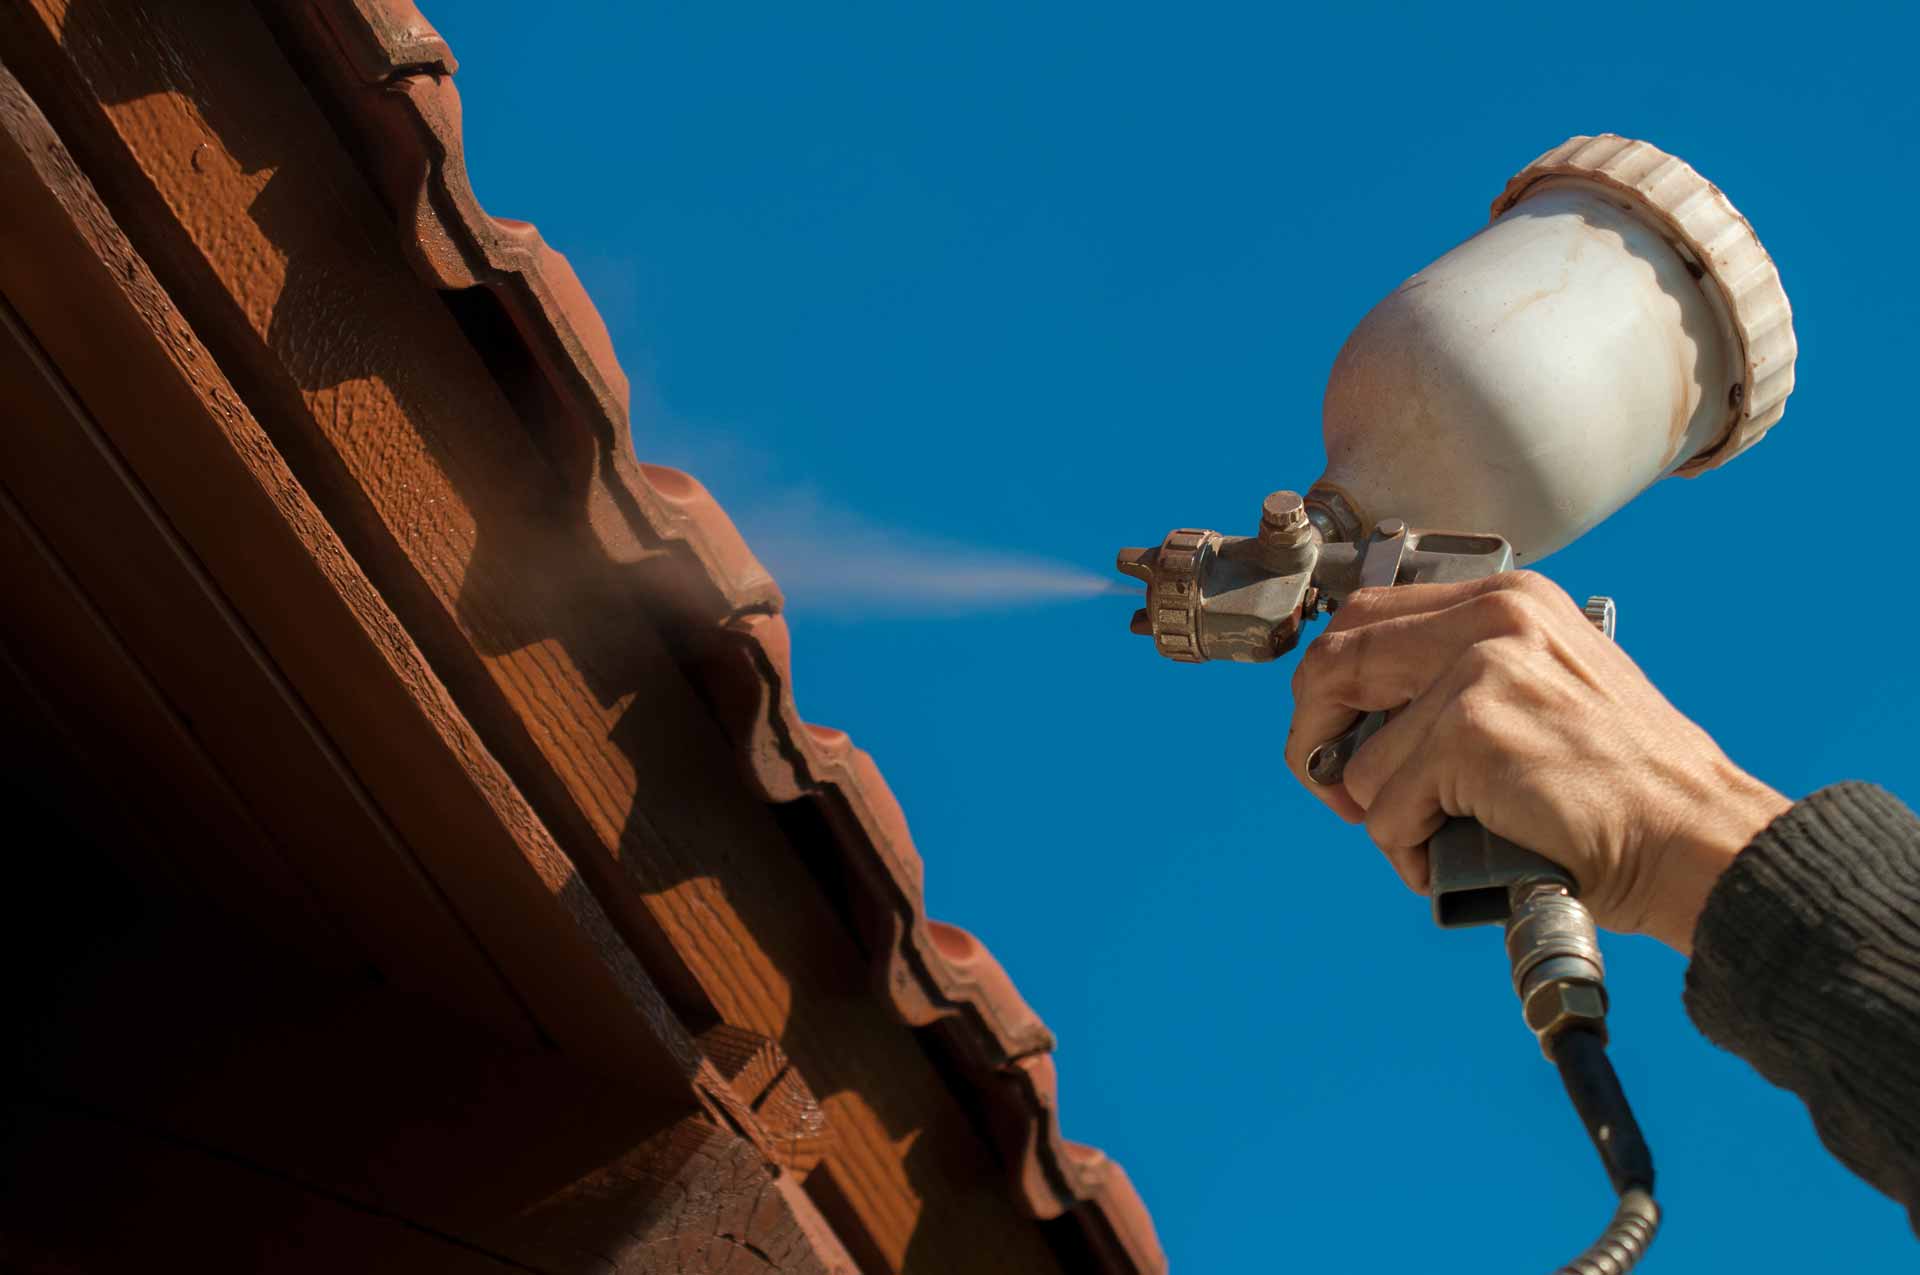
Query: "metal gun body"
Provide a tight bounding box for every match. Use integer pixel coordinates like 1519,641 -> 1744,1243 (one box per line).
1117,491 -> 1591,928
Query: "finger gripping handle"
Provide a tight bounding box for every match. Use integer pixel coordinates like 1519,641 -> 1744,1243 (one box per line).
1429,816 -> 1575,927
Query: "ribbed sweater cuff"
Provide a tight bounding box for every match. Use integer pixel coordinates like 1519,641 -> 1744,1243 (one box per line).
1685,781 -> 1920,1222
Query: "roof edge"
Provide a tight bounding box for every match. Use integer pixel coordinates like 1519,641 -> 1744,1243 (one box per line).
270,2 -> 1165,1270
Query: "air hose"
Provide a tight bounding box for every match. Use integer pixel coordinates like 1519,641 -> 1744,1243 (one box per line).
1507,884 -> 1661,1274
1550,1028 -> 1660,1273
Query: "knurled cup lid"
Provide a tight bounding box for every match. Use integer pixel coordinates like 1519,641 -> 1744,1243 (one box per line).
1490,134 -> 1796,476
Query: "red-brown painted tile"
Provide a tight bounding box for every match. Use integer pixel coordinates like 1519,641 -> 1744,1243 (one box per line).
283,3 -> 1163,1265
1076,1159 -> 1168,1275
925,921 -> 1052,1061
280,4 -> 779,616
311,0 -> 457,81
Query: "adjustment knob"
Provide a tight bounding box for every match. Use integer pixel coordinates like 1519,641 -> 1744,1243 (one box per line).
1583,595 -> 1617,642
1115,529 -> 1221,663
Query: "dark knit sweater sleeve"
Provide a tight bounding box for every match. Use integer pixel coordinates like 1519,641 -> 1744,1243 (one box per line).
1685,781 -> 1920,1228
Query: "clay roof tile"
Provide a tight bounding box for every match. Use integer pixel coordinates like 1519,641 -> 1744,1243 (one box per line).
279,4 -> 1163,1270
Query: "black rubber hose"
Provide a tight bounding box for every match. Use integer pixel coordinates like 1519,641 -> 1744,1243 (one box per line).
1551,1026 -> 1655,1195
1547,1026 -> 1659,1274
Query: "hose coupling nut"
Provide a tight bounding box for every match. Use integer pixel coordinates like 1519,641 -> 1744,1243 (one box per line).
1506,882 -> 1609,1058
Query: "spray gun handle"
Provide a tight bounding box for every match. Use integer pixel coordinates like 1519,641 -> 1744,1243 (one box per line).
1307,709 -> 1576,925
1428,818 -> 1575,927
1427,594 -> 1614,925
1303,590 -> 1616,925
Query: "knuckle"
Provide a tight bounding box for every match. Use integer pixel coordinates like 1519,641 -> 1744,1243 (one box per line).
1475,587 -> 1541,635
1291,633 -> 1336,698
1506,570 -> 1564,603
1304,630 -> 1364,695
1336,583 -> 1397,633
1334,625 -> 1370,667
1316,627 -> 1356,663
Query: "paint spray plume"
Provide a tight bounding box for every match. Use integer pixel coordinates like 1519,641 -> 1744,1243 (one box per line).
739,498 -> 1137,616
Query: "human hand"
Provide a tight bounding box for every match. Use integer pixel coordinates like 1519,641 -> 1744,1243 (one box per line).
1284,571 -> 1790,953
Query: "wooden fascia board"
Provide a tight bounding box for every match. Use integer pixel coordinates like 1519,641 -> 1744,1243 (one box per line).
0,54 -> 701,1096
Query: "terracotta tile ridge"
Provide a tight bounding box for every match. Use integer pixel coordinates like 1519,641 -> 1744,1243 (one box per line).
269,0 -> 778,624
310,0 -> 456,79
274,3 -> 1164,1270
692,601 -> 1161,1268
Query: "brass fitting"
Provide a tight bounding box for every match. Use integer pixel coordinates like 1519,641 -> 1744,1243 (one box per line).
1506,882 -> 1608,1058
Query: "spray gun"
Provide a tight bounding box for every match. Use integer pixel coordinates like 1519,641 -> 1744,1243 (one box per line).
1116,135 -> 1795,1273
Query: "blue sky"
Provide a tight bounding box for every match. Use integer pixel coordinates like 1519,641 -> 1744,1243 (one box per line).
435,5 -> 1918,1268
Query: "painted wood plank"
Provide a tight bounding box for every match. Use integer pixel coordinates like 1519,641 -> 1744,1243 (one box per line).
0,5 -> 1071,1269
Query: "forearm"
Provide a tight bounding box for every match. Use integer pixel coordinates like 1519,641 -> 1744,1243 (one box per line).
1684,782 -> 1920,1227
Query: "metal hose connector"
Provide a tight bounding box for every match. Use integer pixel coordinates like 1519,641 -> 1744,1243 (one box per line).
1506,883 -> 1609,1058
1552,1187 -> 1660,1275
1510,882 -> 1662,1274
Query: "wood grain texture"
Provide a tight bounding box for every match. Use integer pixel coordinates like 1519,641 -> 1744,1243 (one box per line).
698,1024 -> 835,1181
495,1117 -> 855,1275
0,51 -> 697,1092
315,25 -> 1163,1250
0,5 -> 1074,1269
699,1024 -> 794,1117
754,1066 -> 835,1181
266,0 -> 779,623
